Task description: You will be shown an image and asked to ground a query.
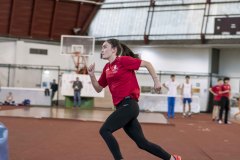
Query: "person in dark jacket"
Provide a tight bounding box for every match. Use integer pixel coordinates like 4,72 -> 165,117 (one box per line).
72,77 -> 83,107
50,79 -> 58,105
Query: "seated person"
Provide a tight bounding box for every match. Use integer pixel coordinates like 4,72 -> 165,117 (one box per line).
234,97 -> 240,119
4,92 -> 15,105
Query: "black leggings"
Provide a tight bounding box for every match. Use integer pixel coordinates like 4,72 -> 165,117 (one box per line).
219,96 -> 229,123
99,98 -> 171,160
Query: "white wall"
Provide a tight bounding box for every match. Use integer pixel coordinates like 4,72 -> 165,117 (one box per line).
93,43 -> 212,106
219,48 -> 240,94
0,42 -> 211,73
5,40 -> 240,111
0,42 -> 16,64
0,41 -> 212,111
219,48 -> 240,77
137,47 -> 211,73
94,45 -> 211,73
15,41 -> 74,69
0,41 -> 77,87
0,41 -> 76,69
0,42 -> 16,86
93,45 -> 211,111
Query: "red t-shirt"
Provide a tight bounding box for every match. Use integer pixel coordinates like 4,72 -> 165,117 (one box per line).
98,56 -> 141,106
211,85 -> 222,101
222,84 -> 231,98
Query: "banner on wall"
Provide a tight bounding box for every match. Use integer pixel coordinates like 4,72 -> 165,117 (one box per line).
61,74 -> 104,97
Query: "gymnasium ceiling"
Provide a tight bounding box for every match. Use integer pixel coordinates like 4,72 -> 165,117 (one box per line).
0,0 -> 104,41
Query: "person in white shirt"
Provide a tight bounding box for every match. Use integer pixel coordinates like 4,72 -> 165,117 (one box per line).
163,74 -> 180,118
181,75 -> 193,117
4,92 -> 15,105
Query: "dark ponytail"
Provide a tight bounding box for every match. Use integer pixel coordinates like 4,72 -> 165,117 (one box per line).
106,39 -> 122,56
106,39 -> 139,59
120,43 -> 139,59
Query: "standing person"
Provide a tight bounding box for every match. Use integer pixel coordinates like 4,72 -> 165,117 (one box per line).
181,75 -> 193,117
50,79 -> 58,105
218,77 -> 231,124
163,75 -> 180,119
87,39 -> 181,160
234,96 -> 240,119
209,78 -> 223,121
72,77 -> 83,107
4,92 -> 15,105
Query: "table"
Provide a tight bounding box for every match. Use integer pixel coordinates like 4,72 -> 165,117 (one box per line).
138,93 -> 200,113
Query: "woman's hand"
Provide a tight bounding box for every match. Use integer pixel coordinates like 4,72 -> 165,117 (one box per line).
154,79 -> 161,92
87,63 -> 95,76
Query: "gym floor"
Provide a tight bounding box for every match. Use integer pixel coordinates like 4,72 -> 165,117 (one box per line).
0,106 -> 240,160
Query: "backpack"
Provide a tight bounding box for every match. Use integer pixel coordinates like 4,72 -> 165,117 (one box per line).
23,99 -> 31,106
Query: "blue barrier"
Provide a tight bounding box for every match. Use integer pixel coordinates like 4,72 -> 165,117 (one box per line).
0,123 -> 9,160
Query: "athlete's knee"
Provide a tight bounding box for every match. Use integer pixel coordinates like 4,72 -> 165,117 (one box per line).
99,126 -> 110,137
136,140 -> 149,150
137,143 -> 148,150
99,126 -> 105,136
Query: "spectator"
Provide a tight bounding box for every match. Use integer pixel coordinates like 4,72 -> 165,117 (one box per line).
234,96 -> 240,119
163,75 -> 180,119
50,79 -> 58,105
72,77 -> 83,107
4,92 -> 15,106
218,77 -> 231,124
209,78 -> 223,121
181,75 -> 193,117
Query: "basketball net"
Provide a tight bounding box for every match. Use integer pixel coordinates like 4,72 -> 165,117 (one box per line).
71,51 -> 88,74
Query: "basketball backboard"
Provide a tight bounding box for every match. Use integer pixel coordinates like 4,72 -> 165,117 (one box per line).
60,35 -> 95,56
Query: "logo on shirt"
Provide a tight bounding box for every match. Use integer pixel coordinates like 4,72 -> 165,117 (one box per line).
112,65 -> 118,73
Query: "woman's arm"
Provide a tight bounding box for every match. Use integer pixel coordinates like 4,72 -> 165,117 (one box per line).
191,85 -> 193,97
181,84 -> 184,96
140,60 -> 161,91
162,83 -> 168,90
209,88 -> 217,96
87,63 -> 103,93
220,90 -> 230,94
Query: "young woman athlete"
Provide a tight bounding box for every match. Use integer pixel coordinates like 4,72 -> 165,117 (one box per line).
87,39 -> 181,160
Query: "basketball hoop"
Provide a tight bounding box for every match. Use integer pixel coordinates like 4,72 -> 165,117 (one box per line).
60,35 -> 95,74
71,51 -> 88,74
72,51 -> 81,57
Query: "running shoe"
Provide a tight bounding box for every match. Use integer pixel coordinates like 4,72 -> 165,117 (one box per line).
226,121 -> 231,124
182,113 -> 186,117
174,155 -> 182,160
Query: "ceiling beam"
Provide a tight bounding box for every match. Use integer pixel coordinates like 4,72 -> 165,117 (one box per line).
49,0 -> 58,40
8,0 -> 16,35
75,3 -> 82,27
61,0 -> 103,5
29,0 -> 37,37
80,1 -> 104,35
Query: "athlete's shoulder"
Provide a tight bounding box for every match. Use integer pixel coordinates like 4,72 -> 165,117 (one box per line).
118,56 -> 135,61
102,63 -> 110,71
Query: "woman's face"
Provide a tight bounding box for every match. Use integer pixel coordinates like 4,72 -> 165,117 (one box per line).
218,80 -> 223,85
101,41 -> 117,60
224,80 -> 229,84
